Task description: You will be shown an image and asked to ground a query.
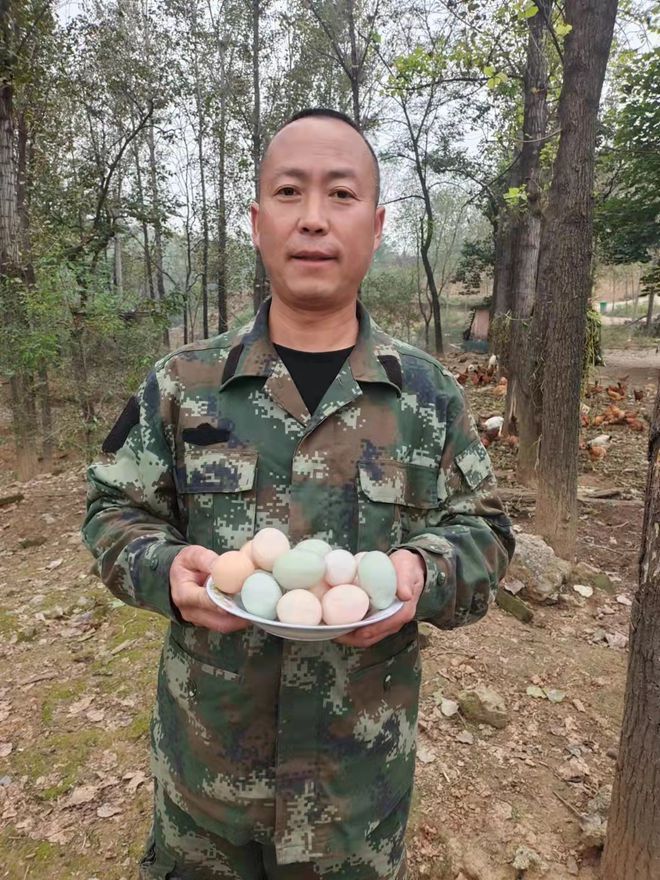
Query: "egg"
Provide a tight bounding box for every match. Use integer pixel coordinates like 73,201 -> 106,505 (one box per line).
251,528 -> 290,571
309,579 -> 331,601
272,550 -> 325,591
295,538 -> 332,558
357,551 -> 397,610
322,584 -> 370,625
324,548 -> 357,586
210,551 -> 255,595
276,589 -> 323,625
240,572 -> 282,620
353,551 -> 368,583
239,540 -> 254,561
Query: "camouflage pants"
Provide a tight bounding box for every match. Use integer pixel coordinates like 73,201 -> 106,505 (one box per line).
139,781 -> 409,880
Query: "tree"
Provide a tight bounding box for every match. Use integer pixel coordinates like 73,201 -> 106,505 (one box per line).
529,0 -> 618,556
0,0 -> 54,480
601,383 -> 660,879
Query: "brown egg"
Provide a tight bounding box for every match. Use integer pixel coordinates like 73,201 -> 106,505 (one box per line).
239,540 -> 254,561
309,579 -> 331,601
210,551 -> 255,595
322,584 -> 370,625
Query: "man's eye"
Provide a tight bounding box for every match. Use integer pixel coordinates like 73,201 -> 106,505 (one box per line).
332,189 -> 354,200
277,186 -> 297,197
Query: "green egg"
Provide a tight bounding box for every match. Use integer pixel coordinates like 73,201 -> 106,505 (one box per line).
272,550 -> 326,591
240,572 -> 282,620
295,538 -> 332,558
357,551 -> 397,610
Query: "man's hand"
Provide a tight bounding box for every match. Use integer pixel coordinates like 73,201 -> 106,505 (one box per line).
335,549 -> 425,648
170,545 -> 250,634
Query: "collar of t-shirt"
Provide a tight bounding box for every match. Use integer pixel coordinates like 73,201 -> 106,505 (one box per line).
273,343 -> 354,416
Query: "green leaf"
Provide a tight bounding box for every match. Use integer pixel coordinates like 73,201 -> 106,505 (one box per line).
555,21 -> 573,37
522,3 -> 539,18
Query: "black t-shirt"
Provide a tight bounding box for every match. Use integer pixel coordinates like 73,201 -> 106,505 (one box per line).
274,343 -> 354,415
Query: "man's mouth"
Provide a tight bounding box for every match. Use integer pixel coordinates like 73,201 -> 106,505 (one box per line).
291,252 -> 337,262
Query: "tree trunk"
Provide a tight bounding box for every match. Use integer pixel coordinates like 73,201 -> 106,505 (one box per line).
600,383 -> 660,879
505,0 -> 552,459
132,141 -> 155,300
251,0 -> 268,312
645,287 -> 655,331
191,5 -> 209,338
533,0 -> 618,557
347,0 -> 361,127
217,116 -> 228,335
0,79 -> 38,481
37,367 -> 54,468
147,121 -> 169,345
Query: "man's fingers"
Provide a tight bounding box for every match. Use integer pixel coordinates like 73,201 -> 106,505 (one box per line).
174,544 -> 219,575
184,610 -> 250,633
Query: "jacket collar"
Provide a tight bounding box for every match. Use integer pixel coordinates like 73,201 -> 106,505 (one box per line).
220,297 -> 402,397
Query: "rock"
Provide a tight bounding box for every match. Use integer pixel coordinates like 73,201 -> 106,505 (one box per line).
18,536 -> 47,549
458,685 -> 509,729
579,814 -> 606,850
571,561 -> 616,594
573,583 -> 594,598
508,533 -> 571,604
456,730 -> 475,745
496,588 -> 534,623
512,845 -> 546,873
605,631 -> 628,649
558,756 -> 590,782
440,698 -> 459,718
418,622 -> 434,650
503,577 -> 525,595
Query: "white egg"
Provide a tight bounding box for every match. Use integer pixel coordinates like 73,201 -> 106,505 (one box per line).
276,589 -> 323,625
324,549 -> 357,586
357,551 -> 397,610
240,572 -> 282,620
251,528 -> 290,571
272,550 -> 326,591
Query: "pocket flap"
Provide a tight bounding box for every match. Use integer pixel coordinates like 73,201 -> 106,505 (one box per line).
358,460 -> 438,509
178,443 -> 258,494
455,440 -> 492,490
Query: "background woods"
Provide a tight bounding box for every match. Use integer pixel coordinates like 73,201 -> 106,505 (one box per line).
0,1 -> 659,878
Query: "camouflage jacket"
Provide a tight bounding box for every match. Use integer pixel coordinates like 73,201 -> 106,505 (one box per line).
83,299 -> 514,865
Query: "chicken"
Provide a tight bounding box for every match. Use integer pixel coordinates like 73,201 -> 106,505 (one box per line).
493,376 -> 508,398
633,388 -> 645,402
625,416 -> 646,433
586,434 -> 612,461
483,415 -> 504,442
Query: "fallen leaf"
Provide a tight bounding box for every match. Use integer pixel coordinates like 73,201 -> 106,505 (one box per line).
503,578 -> 525,595
572,698 -> 586,713
416,745 -> 437,764
0,743 -> 13,758
440,699 -> 459,718
126,770 -> 147,794
526,685 -> 546,699
46,558 -> 63,570
96,803 -> 123,818
68,695 -> 94,716
65,784 -> 99,807
616,594 -> 632,606
546,689 -> 566,704
456,730 -> 474,745
86,709 -> 105,723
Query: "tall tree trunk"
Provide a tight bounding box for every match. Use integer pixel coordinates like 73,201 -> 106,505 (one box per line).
147,121 -> 169,345
251,0 -> 267,311
533,0 -> 618,557
0,79 -> 38,481
347,0 -> 361,127
191,6 -> 209,338
217,111 -> 228,335
37,367 -> 54,468
504,0 -> 552,468
601,383 -> 660,879
132,141 -> 155,300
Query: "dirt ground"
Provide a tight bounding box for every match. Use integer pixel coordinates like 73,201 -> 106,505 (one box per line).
0,349 -> 657,879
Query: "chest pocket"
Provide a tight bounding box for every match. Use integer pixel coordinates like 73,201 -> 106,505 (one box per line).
176,442 -> 258,553
357,460 -> 438,552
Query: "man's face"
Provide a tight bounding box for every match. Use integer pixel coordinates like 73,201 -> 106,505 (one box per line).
251,117 -> 385,310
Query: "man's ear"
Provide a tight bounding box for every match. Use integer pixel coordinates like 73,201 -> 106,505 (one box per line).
250,201 -> 260,249
372,205 -> 386,253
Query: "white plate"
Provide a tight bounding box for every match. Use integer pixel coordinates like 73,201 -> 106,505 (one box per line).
205,577 -> 403,641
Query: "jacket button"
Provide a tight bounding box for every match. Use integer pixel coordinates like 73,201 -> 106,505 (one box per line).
384,673 -> 392,690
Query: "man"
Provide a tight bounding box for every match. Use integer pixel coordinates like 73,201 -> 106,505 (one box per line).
83,108 -> 514,879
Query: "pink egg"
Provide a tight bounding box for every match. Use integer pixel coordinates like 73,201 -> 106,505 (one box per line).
276,589 -> 323,625
239,540 -> 254,561
210,551 -> 255,595
309,579 -> 331,601
322,584 -> 370,625
251,528 -> 290,571
324,549 -> 357,586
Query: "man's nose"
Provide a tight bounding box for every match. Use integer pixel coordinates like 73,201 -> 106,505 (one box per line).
297,195 -> 329,234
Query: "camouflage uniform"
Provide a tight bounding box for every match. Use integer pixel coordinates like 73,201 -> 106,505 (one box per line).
83,299 -> 514,878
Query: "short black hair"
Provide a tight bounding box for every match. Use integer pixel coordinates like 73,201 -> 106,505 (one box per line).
260,107 -> 381,204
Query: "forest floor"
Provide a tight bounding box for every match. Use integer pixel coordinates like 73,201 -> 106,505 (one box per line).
0,346 -> 657,880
